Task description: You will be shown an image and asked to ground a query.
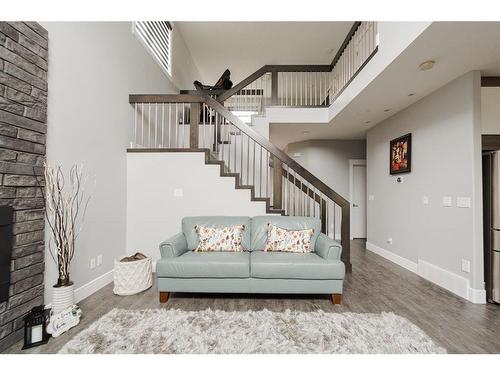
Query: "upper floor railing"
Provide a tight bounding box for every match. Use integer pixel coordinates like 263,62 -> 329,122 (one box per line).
209,21 -> 378,118
329,21 -> 378,102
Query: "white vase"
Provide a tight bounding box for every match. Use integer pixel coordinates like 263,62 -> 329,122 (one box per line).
52,284 -> 75,313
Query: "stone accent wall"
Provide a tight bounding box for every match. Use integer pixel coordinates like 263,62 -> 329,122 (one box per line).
0,22 -> 48,352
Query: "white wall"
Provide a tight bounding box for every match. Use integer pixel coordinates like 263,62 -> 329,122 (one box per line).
366,71 -> 485,303
127,152 -> 274,261
170,24 -> 201,90
285,140 -> 366,200
481,87 -> 500,134
251,117 -> 270,139
42,22 -> 199,303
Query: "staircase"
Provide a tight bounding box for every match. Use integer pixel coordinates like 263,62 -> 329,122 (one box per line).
127,21 -> 381,271
128,94 -> 351,269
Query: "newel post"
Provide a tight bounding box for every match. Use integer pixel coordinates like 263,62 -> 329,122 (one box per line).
341,204 -> 351,272
190,103 -> 200,149
271,70 -> 278,105
272,155 -> 283,209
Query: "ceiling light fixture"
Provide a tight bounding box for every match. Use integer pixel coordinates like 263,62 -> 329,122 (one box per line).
408,93 -> 416,97
384,109 -> 391,112
419,60 -> 435,71
302,130 -> 311,135
365,121 -> 371,124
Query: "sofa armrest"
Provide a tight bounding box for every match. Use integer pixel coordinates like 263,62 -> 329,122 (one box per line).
315,233 -> 342,260
159,233 -> 189,258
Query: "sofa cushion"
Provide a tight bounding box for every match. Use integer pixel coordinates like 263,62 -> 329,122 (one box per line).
250,251 -> 345,280
194,225 -> 246,252
157,251 -> 250,278
182,216 -> 252,251
250,216 -> 321,251
263,223 -> 314,253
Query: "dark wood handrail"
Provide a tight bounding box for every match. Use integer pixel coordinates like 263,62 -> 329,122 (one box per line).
129,93 -> 349,208
217,64 -> 331,103
204,95 -> 349,207
129,94 -> 205,103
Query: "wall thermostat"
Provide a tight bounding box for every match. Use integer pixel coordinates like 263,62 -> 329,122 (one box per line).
396,176 -> 404,183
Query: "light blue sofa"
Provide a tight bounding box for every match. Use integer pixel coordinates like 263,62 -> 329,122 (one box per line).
156,216 -> 345,304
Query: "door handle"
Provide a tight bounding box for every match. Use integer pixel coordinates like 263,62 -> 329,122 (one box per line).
353,203 -> 359,207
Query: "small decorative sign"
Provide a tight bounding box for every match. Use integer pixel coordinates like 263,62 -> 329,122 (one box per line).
390,133 -> 412,175
46,304 -> 82,338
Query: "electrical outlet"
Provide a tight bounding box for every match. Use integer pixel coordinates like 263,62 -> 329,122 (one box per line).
90,258 -> 96,269
97,255 -> 102,266
457,196 -> 471,208
442,196 -> 452,207
387,238 -> 393,245
461,259 -> 471,273
173,188 -> 183,197
423,196 -> 429,205
369,194 -> 375,201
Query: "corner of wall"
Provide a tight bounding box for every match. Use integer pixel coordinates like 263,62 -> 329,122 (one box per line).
471,70 -> 485,292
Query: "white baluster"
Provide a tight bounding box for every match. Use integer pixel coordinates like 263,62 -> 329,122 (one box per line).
134,103 -> 137,147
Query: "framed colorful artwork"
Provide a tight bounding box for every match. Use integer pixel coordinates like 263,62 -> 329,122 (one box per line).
390,133 -> 412,174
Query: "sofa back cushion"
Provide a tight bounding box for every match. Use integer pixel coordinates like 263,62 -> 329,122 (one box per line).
250,216 -> 321,251
194,225 -> 246,252
263,223 -> 315,253
182,216 -> 252,251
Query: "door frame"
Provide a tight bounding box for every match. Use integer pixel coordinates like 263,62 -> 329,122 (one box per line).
349,159 -> 367,240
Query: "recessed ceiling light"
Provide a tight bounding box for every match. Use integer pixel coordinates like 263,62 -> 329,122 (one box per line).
302,130 -> 311,135
365,121 -> 371,124
384,109 -> 391,112
419,60 -> 435,71
408,93 -> 416,97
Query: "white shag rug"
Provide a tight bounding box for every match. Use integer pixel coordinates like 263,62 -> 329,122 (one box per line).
59,308 -> 446,354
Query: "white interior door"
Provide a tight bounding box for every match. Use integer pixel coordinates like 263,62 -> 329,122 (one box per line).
352,164 -> 367,239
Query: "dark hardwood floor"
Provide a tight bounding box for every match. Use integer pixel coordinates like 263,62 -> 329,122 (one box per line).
4,240 -> 500,354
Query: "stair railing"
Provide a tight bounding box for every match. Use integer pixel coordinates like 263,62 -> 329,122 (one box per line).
329,21 -> 378,103
210,21 -> 378,117
129,93 -> 351,270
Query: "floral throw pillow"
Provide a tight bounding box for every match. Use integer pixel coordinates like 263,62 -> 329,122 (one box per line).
263,223 -> 314,253
194,225 -> 246,252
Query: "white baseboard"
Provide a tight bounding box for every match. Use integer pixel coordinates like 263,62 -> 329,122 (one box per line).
417,260 -> 469,300
74,270 -> 114,303
365,242 -> 486,304
468,287 -> 487,304
365,242 -> 418,273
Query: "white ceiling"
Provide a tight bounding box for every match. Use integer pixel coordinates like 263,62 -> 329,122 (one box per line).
270,22 -> 500,147
175,22 -> 354,83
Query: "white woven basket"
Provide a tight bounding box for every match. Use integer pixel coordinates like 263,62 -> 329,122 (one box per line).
113,257 -> 153,296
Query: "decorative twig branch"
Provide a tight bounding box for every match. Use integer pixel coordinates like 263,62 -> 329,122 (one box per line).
37,164 -> 91,287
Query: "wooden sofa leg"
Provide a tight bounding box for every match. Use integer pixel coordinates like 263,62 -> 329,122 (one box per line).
159,292 -> 170,303
331,293 -> 342,305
